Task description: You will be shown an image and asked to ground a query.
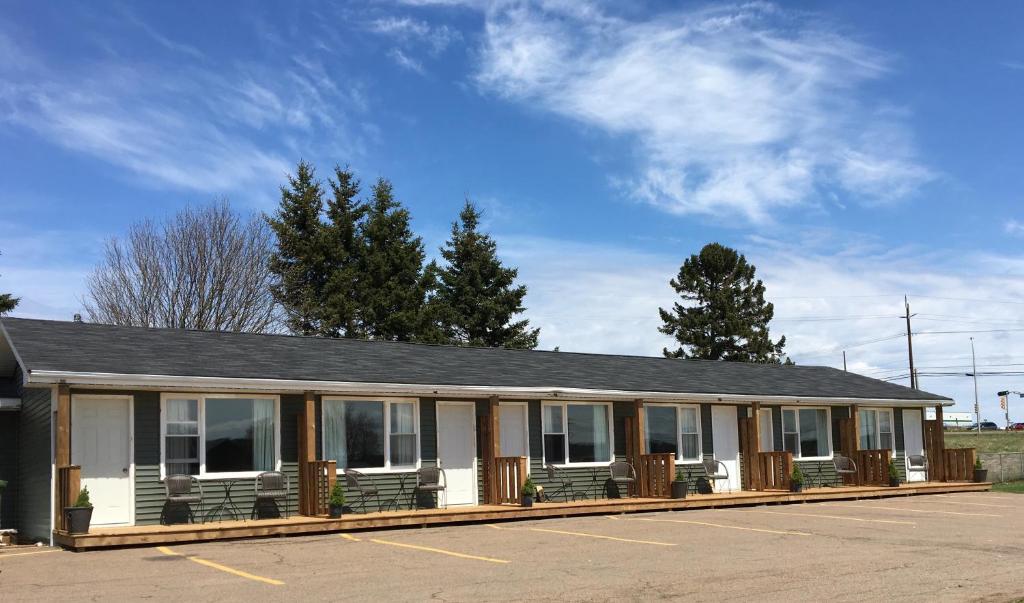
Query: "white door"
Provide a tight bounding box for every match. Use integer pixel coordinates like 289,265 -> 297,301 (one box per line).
499,404 -> 529,460
436,402 -> 477,506
711,406 -> 741,492
72,396 -> 133,526
903,409 -> 926,482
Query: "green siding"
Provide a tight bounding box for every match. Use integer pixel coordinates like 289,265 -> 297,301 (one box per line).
16,385 -> 51,543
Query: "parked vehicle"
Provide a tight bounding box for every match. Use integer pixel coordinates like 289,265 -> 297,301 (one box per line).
1009,422 -> 1024,431
966,422 -> 1001,431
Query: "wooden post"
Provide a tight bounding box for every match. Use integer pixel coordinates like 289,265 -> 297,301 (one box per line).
750,402 -> 762,491
934,404 -> 946,482
298,391 -> 317,516
56,384 -> 71,467
486,396 -> 501,505
850,404 -> 860,454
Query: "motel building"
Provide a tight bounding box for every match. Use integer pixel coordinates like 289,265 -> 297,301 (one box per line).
0,318 -> 984,550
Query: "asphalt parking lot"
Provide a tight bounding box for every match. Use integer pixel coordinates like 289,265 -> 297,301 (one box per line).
2,492 -> 1022,602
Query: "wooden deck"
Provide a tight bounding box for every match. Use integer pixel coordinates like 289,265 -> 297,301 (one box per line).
54,481 -> 991,551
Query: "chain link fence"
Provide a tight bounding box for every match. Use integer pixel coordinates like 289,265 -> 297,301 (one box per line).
978,452 -> 1024,483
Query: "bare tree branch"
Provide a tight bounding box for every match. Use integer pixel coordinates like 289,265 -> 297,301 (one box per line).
84,200 -> 279,333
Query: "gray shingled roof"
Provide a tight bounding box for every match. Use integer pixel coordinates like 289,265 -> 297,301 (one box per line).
0,317 -> 950,401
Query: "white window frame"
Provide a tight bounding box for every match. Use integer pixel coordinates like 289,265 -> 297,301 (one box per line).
781,406 -> 833,461
643,403 -> 703,464
859,408 -> 895,452
321,396 -> 421,475
541,400 -> 614,468
159,393 -> 282,480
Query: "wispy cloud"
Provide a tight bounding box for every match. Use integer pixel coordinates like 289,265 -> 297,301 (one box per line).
474,2 -> 933,222
388,48 -> 426,74
1002,60 -> 1024,71
1006,219 -> 1024,236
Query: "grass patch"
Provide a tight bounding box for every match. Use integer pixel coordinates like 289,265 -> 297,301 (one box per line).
944,431 -> 1024,453
992,481 -> 1024,494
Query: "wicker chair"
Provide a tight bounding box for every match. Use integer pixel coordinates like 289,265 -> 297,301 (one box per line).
545,464 -> 584,502
413,467 -> 447,509
252,471 -> 290,519
345,469 -> 383,513
702,459 -> 730,493
608,461 -> 636,497
161,474 -> 203,525
831,454 -> 858,487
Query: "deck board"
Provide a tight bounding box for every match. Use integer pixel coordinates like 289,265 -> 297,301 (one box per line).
54,481 -> 991,550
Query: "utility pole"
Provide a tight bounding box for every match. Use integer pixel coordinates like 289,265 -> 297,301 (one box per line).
902,296 -> 917,389
842,350 -> 847,372
971,337 -> 980,435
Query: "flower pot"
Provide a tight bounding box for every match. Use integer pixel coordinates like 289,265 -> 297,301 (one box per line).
888,477 -> 900,487
671,480 -> 688,499
974,468 -> 988,483
329,504 -> 344,519
521,495 -> 534,507
789,482 -> 803,493
65,506 -> 93,535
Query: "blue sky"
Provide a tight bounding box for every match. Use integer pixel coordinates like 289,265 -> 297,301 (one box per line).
2,1 -> 1024,421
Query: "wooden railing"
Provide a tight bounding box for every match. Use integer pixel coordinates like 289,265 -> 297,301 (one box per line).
855,449 -> 892,486
754,452 -> 792,491
302,460 -> 337,517
636,453 -> 675,498
55,465 -> 81,532
494,456 -> 527,505
943,448 -> 976,482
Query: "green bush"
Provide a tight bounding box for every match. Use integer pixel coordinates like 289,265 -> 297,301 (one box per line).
888,459 -> 899,480
675,469 -> 686,481
74,486 -> 92,508
791,464 -> 804,485
329,483 -> 345,507
0,479 -> 7,491
521,477 -> 537,497
975,457 -> 983,470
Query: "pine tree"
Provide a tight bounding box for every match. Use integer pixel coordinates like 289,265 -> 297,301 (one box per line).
266,161 -> 330,335
658,242 -> 787,362
322,166 -> 367,338
357,178 -> 430,341
0,251 -> 18,315
430,201 -> 539,348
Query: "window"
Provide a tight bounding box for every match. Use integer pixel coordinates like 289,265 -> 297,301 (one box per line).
161,395 -> 279,478
782,407 -> 831,459
543,402 -> 612,465
859,409 -> 894,451
322,398 -> 419,472
644,404 -> 702,462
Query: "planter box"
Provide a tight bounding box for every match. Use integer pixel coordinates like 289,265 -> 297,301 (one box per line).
789,482 -> 803,493
521,495 -> 534,508
974,468 -> 988,483
671,481 -> 688,499
64,507 -> 93,535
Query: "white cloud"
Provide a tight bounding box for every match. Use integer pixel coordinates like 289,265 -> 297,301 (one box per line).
474,2 -> 933,222
369,16 -> 461,56
1005,219 -> 1024,236
388,48 -> 426,74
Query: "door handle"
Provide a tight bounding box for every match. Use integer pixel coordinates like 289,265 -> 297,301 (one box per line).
122,467 -> 129,473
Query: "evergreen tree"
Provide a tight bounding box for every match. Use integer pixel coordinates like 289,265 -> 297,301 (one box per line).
357,178 -> 430,341
658,242 -> 787,363
0,251 -> 18,315
266,161 -> 330,335
430,201 -> 539,348
322,166 -> 367,338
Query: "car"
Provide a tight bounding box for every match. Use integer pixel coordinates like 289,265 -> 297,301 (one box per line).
980,421 -> 1001,431
1009,422 -> 1024,431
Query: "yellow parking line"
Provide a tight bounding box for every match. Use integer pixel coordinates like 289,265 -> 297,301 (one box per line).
485,524 -> 506,530
368,538 -> 510,564
604,515 -> 620,520
526,527 -> 677,546
630,517 -> 812,536
825,504 -> 1000,518
0,549 -> 59,558
340,533 -> 361,541
739,509 -> 916,526
157,546 -> 284,586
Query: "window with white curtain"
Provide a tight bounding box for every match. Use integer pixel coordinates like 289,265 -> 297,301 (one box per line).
782,407 -> 831,459
543,402 -> 612,465
644,404 -> 702,462
859,409 -> 894,450
161,395 -> 279,478
322,398 -> 419,472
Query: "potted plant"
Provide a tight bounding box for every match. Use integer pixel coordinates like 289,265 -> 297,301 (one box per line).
64,486 -> 93,534
671,469 -> 688,499
521,477 -> 537,507
887,459 -> 901,487
789,465 -> 804,493
973,458 -> 988,483
328,482 -> 345,519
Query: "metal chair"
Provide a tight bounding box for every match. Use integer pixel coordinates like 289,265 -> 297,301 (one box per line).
702,459 -> 730,493
907,454 -> 928,481
252,471 -> 290,519
345,469 -> 383,513
413,467 -> 447,509
161,474 -> 203,525
830,454 -> 858,487
608,461 -> 637,497
545,464 -> 584,502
